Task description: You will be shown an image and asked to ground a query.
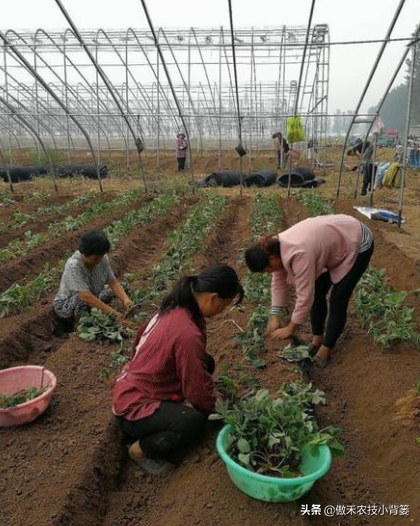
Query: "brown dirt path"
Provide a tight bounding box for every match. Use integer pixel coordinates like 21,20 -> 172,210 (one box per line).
0,193 -> 114,249
0,198 -> 196,371
280,198 -> 420,526
102,196 -> 309,526
0,196 -> 149,293
0,197 -> 196,526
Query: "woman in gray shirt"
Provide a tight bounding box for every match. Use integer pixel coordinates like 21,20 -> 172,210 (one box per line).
53,230 -> 133,332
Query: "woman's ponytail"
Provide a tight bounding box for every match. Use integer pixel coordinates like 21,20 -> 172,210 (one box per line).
159,264 -> 243,324
160,275 -> 200,322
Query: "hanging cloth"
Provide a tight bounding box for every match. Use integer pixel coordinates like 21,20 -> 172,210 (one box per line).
287,117 -> 306,143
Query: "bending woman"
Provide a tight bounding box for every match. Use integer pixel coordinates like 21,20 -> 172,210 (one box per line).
245,214 -> 374,367
112,264 -> 243,474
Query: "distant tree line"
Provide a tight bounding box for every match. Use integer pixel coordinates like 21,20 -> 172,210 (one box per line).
368,28 -> 420,134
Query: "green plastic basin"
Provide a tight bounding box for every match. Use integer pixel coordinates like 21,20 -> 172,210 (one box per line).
216,425 -> 332,503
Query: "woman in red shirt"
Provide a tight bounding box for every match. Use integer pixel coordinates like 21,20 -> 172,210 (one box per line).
112,264 -> 243,474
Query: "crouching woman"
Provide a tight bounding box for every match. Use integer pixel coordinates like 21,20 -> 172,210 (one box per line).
112,264 -> 244,474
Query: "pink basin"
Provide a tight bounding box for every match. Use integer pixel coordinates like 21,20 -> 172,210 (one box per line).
0,366 -> 57,427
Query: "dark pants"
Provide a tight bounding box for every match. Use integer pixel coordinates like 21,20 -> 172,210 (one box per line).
117,354 -> 215,463
53,282 -> 130,333
177,157 -> 186,172
361,163 -> 377,195
310,244 -> 374,348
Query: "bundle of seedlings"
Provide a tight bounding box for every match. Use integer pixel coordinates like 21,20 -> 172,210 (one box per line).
77,308 -> 132,343
211,382 -> 344,477
0,387 -> 47,408
278,343 -> 311,362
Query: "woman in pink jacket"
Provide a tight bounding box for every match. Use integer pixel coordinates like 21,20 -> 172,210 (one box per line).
245,214 -> 374,367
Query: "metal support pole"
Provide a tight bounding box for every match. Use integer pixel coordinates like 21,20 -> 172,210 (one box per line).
227,0 -> 245,196
0,95 -> 58,192
0,141 -> 13,192
398,43 -> 416,228
140,0 -> 196,192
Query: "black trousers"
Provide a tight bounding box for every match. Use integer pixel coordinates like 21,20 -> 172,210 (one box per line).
361,163 -> 377,194
177,157 -> 186,172
117,354 -> 215,463
310,243 -> 374,348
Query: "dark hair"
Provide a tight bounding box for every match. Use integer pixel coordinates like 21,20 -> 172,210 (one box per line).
347,140 -> 371,156
160,264 -> 244,323
245,234 -> 280,273
78,230 -> 111,256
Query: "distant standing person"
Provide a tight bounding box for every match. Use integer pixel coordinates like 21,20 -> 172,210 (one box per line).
176,133 -> 188,172
272,132 -> 290,169
53,230 -> 133,333
347,138 -> 375,195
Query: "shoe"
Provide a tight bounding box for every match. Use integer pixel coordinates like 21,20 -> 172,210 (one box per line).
307,343 -> 320,357
134,457 -> 175,475
313,355 -> 328,368
128,443 -> 174,475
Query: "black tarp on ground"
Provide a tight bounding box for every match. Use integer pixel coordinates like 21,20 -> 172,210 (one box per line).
202,171 -> 244,187
57,164 -> 108,179
244,170 -> 277,188
278,166 -> 325,188
0,166 -> 47,183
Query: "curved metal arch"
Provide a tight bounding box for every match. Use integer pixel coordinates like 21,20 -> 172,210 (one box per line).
0,67 -> 77,155
4,29 -> 105,155
126,27 -> 179,131
70,80 -> 118,153
0,83 -> 59,151
53,2 -> 147,191
0,30 -> 104,192
0,136 -> 14,191
34,27 -> 127,156
32,29 -> 122,150
140,0 -> 196,190
336,0 -> 407,197
96,28 -> 152,135
0,95 -> 58,191
159,27 -> 204,148
0,120 -> 24,152
96,28 -> 162,139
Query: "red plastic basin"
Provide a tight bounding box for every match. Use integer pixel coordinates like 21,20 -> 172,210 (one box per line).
0,366 -> 57,427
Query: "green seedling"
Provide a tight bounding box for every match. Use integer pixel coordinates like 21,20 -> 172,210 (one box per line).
354,268 -> 420,348
77,308 -> 128,342
0,386 -> 47,408
210,382 -> 344,477
295,190 -> 334,216
278,343 -> 311,362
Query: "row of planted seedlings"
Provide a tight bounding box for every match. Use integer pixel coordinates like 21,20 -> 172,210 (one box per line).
295,189 -> 420,351
76,194 -> 228,379
0,189 -> 145,261
0,193 -> 178,318
0,192 -> 96,234
0,192 -> 198,525
212,193 -> 343,503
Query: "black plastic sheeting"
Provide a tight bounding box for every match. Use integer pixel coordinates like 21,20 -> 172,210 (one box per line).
244,170 -> 277,188
0,165 -> 47,183
278,166 -> 325,188
202,171 -> 244,187
58,164 -> 108,179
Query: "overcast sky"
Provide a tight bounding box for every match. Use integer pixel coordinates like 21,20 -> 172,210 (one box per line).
1,0 -> 419,113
